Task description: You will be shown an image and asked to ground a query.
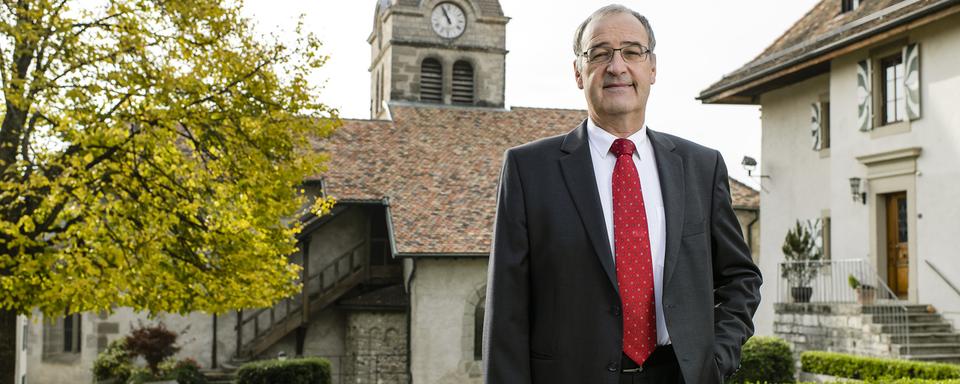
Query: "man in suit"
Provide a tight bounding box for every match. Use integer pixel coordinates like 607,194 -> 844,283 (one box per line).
482,5 -> 762,384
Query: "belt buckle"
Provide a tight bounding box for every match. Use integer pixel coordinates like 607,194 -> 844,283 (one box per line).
622,367 -> 643,373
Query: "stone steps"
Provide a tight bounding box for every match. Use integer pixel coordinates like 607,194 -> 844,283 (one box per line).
885,332 -> 960,344
864,312 -> 944,324
901,353 -> 960,364
894,343 -> 960,356
861,304 -> 932,314
869,322 -> 953,334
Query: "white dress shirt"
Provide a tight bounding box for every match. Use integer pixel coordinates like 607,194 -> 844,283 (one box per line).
586,118 -> 671,346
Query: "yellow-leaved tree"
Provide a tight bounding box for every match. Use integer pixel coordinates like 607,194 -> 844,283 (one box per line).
0,1 -> 338,380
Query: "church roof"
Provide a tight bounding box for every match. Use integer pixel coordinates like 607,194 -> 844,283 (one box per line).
312,104 -> 585,255
698,0 -> 960,104
311,103 -> 760,255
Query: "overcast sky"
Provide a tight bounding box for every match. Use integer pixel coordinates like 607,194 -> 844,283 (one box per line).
240,1 -> 822,187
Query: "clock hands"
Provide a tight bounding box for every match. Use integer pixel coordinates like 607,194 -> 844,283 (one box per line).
441,6 -> 452,25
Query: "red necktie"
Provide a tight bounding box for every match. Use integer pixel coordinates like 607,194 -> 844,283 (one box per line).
610,138 -> 657,366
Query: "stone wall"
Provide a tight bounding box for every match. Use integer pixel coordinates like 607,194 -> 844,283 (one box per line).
774,303 -> 893,360
344,311 -> 408,384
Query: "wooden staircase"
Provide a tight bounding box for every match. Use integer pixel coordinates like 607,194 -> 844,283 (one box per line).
234,239 -> 369,358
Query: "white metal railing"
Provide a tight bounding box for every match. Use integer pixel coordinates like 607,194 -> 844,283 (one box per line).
777,259 -> 912,356
924,259 -> 960,329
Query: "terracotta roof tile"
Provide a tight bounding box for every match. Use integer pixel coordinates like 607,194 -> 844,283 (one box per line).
314,104 -> 758,254
729,178 -> 760,209
313,104 -> 586,254
700,0 -> 958,102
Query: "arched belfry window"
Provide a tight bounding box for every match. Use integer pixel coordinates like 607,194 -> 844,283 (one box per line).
474,298 -> 484,360
420,58 -> 443,103
452,60 -> 474,104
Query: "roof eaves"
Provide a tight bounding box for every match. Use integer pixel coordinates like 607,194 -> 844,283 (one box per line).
699,0 -> 960,104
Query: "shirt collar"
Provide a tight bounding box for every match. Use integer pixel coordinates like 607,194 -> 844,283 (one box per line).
586,118 -> 648,159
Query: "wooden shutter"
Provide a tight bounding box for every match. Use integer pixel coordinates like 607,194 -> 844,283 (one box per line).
452,61 -> 474,104
420,58 -> 443,103
857,59 -> 873,131
903,43 -> 921,120
810,102 -> 822,151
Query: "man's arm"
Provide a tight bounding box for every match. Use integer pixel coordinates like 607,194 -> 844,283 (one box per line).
483,150 -> 531,383
709,152 -> 763,378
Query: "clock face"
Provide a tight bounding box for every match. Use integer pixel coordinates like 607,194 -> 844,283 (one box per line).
431,3 -> 466,39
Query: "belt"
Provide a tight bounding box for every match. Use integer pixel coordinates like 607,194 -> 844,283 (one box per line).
621,345 -> 675,373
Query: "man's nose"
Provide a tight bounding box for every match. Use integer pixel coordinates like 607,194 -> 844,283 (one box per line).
605,51 -> 628,75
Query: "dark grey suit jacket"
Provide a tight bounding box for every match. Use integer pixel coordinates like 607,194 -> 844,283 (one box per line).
483,121 -> 762,384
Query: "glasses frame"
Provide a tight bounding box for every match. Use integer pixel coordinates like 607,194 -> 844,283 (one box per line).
580,44 -> 652,65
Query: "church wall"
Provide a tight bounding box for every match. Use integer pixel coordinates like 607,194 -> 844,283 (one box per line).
345,311 -> 408,384
409,258 -> 487,384
25,308 -> 232,384
306,206 -> 370,287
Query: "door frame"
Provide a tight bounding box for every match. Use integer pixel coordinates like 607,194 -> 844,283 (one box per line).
857,147 -> 920,303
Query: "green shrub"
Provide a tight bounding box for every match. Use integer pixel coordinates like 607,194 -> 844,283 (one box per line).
729,336 -> 795,384
92,339 -> 134,383
237,357 -> 332,384
802,351 -> 960,381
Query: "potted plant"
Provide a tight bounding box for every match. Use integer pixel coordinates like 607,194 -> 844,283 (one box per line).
848,274 -> 876,304
781,220 -> 823,303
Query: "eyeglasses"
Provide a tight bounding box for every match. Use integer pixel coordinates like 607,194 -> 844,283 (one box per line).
580,44 -> 652,65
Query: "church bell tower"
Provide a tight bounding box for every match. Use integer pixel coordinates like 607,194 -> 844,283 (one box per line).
368,0 -> 509,119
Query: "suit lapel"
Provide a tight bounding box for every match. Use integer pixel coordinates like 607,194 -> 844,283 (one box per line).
648,129 -> 685,289
559,121 -> 618,292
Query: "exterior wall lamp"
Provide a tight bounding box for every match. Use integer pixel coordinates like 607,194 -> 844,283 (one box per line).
849,177 -> 867,204
741,156 -> 770,179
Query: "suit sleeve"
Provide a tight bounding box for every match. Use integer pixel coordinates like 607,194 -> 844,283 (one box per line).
482,150 -> 531,383
708,151 -> 763,378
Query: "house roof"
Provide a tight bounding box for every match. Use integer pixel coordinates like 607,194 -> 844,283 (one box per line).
729,178 -> 760,210
312,103 -> 760,255
699,0 -> 960,104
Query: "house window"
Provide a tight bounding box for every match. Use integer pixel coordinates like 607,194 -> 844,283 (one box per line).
43,313 -> 81,360
452,61 -> 474,105
474,299 -> 484,361
841,0 -> 860,13
881,54 -> 906,125
420,58 -> 443,103
811,100 -> 830,151
857,43 -> 921,132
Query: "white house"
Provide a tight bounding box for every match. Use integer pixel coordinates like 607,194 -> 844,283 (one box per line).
700,0 -> 960,362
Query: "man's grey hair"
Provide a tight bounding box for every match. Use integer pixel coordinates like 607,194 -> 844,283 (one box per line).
573,4 -> 656,68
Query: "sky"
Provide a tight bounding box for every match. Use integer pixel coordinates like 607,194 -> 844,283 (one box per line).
240,0 -> 823,188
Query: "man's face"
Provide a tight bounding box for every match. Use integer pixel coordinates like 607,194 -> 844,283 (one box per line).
574,12 -> 656,121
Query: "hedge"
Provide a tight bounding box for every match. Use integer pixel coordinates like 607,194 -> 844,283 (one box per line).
729,336 -> 795,384
801,351 -> 960,381
236,357 -> 332,384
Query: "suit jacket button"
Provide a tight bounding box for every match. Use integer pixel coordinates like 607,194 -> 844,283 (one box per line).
612,306 -> 621,316
607,362 -> 619,372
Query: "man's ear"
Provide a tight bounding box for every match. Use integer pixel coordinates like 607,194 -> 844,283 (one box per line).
574,60 -> 584,89
649,54 -> 657,85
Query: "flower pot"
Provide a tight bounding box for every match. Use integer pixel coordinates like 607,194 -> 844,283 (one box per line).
791,286 -> 813,303
856,287 -> 876,304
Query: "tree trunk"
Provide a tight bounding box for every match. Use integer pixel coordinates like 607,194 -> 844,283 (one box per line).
0,308 -> 17,384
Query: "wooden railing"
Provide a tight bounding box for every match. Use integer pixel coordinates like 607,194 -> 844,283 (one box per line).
235,240 -> 367,357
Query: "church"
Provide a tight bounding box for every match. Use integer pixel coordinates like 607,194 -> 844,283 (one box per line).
15,1 -> 760,383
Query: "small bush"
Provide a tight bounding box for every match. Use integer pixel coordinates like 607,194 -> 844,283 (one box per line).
728,336 -> 795,384
802,351 -> 960,381
236,357 -> 332,384
125,323 -> 181,375
92,339 -> 134,383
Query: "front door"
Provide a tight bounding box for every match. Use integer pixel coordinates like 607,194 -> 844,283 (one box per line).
885,192 -> 909,298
